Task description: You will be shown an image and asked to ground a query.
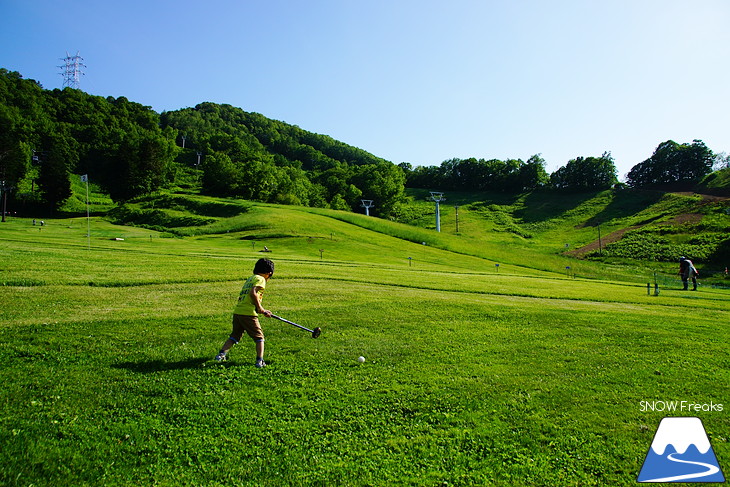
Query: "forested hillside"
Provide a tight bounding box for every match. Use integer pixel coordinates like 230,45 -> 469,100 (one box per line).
1,68 -> 728,220
159,103 -> 405,214
0,69 -> 404,216
0,69 -> 178,208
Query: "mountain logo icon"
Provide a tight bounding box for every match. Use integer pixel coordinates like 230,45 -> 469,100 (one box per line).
638,417 -> 725,483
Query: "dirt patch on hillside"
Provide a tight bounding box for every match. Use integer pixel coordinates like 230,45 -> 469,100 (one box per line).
566,226 -> 642,258
674,192 -> 729,202
567,212 -> 706,258
566,192 -> 727,259
659,213 -> 703,225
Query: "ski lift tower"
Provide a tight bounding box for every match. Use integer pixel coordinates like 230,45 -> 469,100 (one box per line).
430,192 -> 445,232
361,199 -> 374,216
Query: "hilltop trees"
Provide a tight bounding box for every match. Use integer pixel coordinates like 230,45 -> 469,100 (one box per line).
409,143 -> 721,194
550,152 -> 618,191
403,155 -> 549,192
405,152 -> 621,193
519,155 -> 551,191
626,140 -> 714,188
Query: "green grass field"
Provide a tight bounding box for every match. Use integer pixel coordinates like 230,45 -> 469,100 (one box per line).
1,204 -> 729,486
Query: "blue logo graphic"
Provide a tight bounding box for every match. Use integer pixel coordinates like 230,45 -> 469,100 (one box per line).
638,417 -> 725,483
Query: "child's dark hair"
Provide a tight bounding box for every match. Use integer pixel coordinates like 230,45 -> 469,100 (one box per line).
254,258 -> 275,276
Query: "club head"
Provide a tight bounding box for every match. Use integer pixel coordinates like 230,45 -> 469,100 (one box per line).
312,327 -> 322,339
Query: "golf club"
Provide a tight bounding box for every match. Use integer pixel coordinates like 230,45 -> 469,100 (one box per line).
270,314 -> 321,338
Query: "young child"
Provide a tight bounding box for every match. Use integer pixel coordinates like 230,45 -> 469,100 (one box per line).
215,258 -> 274,367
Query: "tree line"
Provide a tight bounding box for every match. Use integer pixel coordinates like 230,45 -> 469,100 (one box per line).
0,68 -> 726,218
403,142 -> 721,193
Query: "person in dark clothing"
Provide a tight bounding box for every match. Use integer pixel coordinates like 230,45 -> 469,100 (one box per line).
678,256 -> 699,291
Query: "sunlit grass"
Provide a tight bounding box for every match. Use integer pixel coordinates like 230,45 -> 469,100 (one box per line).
1,210 -> 728,486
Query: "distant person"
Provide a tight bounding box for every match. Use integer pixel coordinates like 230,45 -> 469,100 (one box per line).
215,258 -> 275,367
678,256 -> 699,291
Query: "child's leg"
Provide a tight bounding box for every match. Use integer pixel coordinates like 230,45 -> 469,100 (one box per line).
215,336 -> 238,361
231,315 -> 266,366
216,316 -> 245,360
255,339 -> 265,362
220,337 -> 238,354
245,317 -> 266,366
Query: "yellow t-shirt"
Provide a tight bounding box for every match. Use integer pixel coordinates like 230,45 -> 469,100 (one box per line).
233,274 -> 266,316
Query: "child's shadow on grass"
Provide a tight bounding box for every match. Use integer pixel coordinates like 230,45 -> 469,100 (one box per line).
113,357 -> 211,373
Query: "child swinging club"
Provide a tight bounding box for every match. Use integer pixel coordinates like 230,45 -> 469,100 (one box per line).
215,258 -> 275,367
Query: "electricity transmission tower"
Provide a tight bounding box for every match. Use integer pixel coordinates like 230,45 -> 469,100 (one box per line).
59,51 -> 85,89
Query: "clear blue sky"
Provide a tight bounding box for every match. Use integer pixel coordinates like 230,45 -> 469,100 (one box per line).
2,0 -> 728,178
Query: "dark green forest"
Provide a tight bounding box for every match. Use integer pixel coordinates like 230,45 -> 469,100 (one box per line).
1,68 -> 727,218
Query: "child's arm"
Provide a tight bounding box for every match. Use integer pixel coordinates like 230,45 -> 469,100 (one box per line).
250,285 -> 272,317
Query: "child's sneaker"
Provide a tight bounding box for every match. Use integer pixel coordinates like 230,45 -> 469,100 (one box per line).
255,359 -> 267,368
214,352 -> 227,362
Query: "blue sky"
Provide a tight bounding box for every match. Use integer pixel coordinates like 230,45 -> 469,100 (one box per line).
1,0 -> 728,178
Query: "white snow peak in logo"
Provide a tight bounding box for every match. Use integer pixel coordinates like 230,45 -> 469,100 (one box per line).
638,417 -> 725,483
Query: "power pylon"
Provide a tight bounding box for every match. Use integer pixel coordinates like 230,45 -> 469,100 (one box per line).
59,51 -> 85,89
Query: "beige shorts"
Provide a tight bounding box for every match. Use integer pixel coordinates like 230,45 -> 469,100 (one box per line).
231,314 -> 265,343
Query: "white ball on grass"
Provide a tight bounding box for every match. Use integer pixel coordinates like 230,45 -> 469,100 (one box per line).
357,356 -> 366,363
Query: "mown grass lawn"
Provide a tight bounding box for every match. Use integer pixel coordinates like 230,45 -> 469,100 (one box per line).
1,215 -> 728,486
